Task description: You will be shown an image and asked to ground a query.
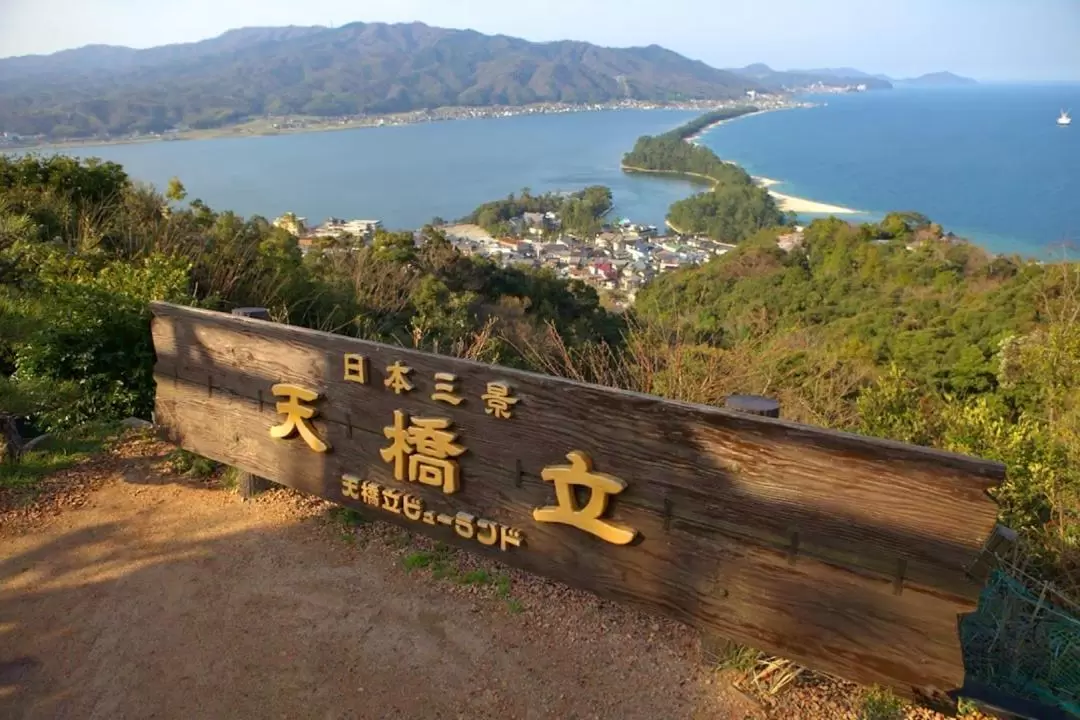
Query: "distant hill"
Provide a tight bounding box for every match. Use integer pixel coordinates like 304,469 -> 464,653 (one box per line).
895,71 -> 978,87
728,64 -> 892,91
794,67 -> 879,80
0,23 -> 760,139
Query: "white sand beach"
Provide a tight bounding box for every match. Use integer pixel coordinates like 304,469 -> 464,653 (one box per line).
755,177 -> 859,215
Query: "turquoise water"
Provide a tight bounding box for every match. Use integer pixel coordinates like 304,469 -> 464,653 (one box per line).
41,110 -> 700,231
699,85 -> 1080,258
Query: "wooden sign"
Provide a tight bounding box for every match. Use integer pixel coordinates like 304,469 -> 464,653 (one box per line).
150,302 -> 1004,702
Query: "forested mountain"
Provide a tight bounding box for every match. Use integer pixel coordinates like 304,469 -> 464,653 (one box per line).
0,23 -> 758,139
727,63 -> 893,90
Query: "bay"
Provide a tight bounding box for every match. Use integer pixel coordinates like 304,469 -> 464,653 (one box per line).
20,88 -> 1080,259
698,85 -> 1080,258
38,109 -> 701,231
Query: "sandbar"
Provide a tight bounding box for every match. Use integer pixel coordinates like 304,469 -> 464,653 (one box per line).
755,177 -> 858,215
685,110 -> 769,144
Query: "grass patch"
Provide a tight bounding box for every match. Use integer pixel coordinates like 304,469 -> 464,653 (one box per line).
494,572 -> 512,598
458,569 -> 491,586
712,642 -> 806,698
492,572 -> 524,613
713,642 -> 761,674
327,506 -> 368,544
0,421 -> 122,490
165,448 -> 218,477
400,549 -> 523,613
329,506 -> 367,527
858,685 -> 906,720
219,466 -> 240,491
403,550 -> 437,570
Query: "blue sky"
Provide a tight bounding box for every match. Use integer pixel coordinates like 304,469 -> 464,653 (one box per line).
3,0 -> 1079,81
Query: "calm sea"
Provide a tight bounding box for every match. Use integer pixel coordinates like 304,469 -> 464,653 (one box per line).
699,85 -> 1080,258
40,110 -> 701,231
19,85 -> 1080,258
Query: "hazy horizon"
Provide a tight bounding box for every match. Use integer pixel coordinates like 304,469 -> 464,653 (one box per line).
2,0 -> 1079,82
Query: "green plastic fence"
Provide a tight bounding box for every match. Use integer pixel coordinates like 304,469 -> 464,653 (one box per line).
961,569 -> 1080,716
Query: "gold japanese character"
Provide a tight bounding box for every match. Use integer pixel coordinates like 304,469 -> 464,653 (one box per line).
476,519 -> 498,546
403,494 -> 424,521
431,372 -> 463,405
533,451 -> 637,545
344,354 -> 368,384
499,526 -> 524,552
382,488 -> 403,513
269,383 -> 329,453
379,410 -> 466,494
360,480 -> 382,506
341,474 -> 361,499
481,382 -> 519,419
453,511 -> 476,539
384,361 -> 414,394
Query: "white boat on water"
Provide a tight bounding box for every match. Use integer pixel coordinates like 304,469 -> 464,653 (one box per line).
1058,109 -> 1072,126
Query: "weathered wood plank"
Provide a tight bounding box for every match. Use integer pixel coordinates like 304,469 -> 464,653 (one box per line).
149,301 -> 1006,700
150,303 -> 1001,592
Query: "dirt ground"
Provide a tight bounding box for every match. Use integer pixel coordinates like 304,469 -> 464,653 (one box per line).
0,434 -> 978,720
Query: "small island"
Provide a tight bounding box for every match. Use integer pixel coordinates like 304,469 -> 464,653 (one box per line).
896,71 -> 978,87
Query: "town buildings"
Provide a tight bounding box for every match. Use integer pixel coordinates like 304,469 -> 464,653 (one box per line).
278,209 -> 740,308
443,215 -> 735,306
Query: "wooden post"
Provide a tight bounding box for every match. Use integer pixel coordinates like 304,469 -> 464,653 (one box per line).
231,307 -> 275,500
965,524 -> 1019,584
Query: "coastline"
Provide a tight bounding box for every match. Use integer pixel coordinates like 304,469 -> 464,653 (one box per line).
622,160 -> 860,216
683,106 -> 798,144
3,100 -> 729,153
685,105 -> 861,216
753,177 -> 859,215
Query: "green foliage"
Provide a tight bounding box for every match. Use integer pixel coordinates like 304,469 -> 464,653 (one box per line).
712,642 -> 761,673
622,108 -> 784,242
403,550 -> 436,571
465,186 -> 613,237
0,155 -> 129,209
165,449 -> 218,478
11,252 -> 191,428
165,177 -> 187,203
0,421 -> 122,490
667,182 -> 783,242
637,217 -> 1039,395
0,375 -> 80,420
858,686 -> 906,720
459,569 -> 491,586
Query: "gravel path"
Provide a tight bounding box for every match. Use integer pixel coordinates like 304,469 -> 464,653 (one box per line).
0,435 -> 990,720
0,436 -> 754,719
